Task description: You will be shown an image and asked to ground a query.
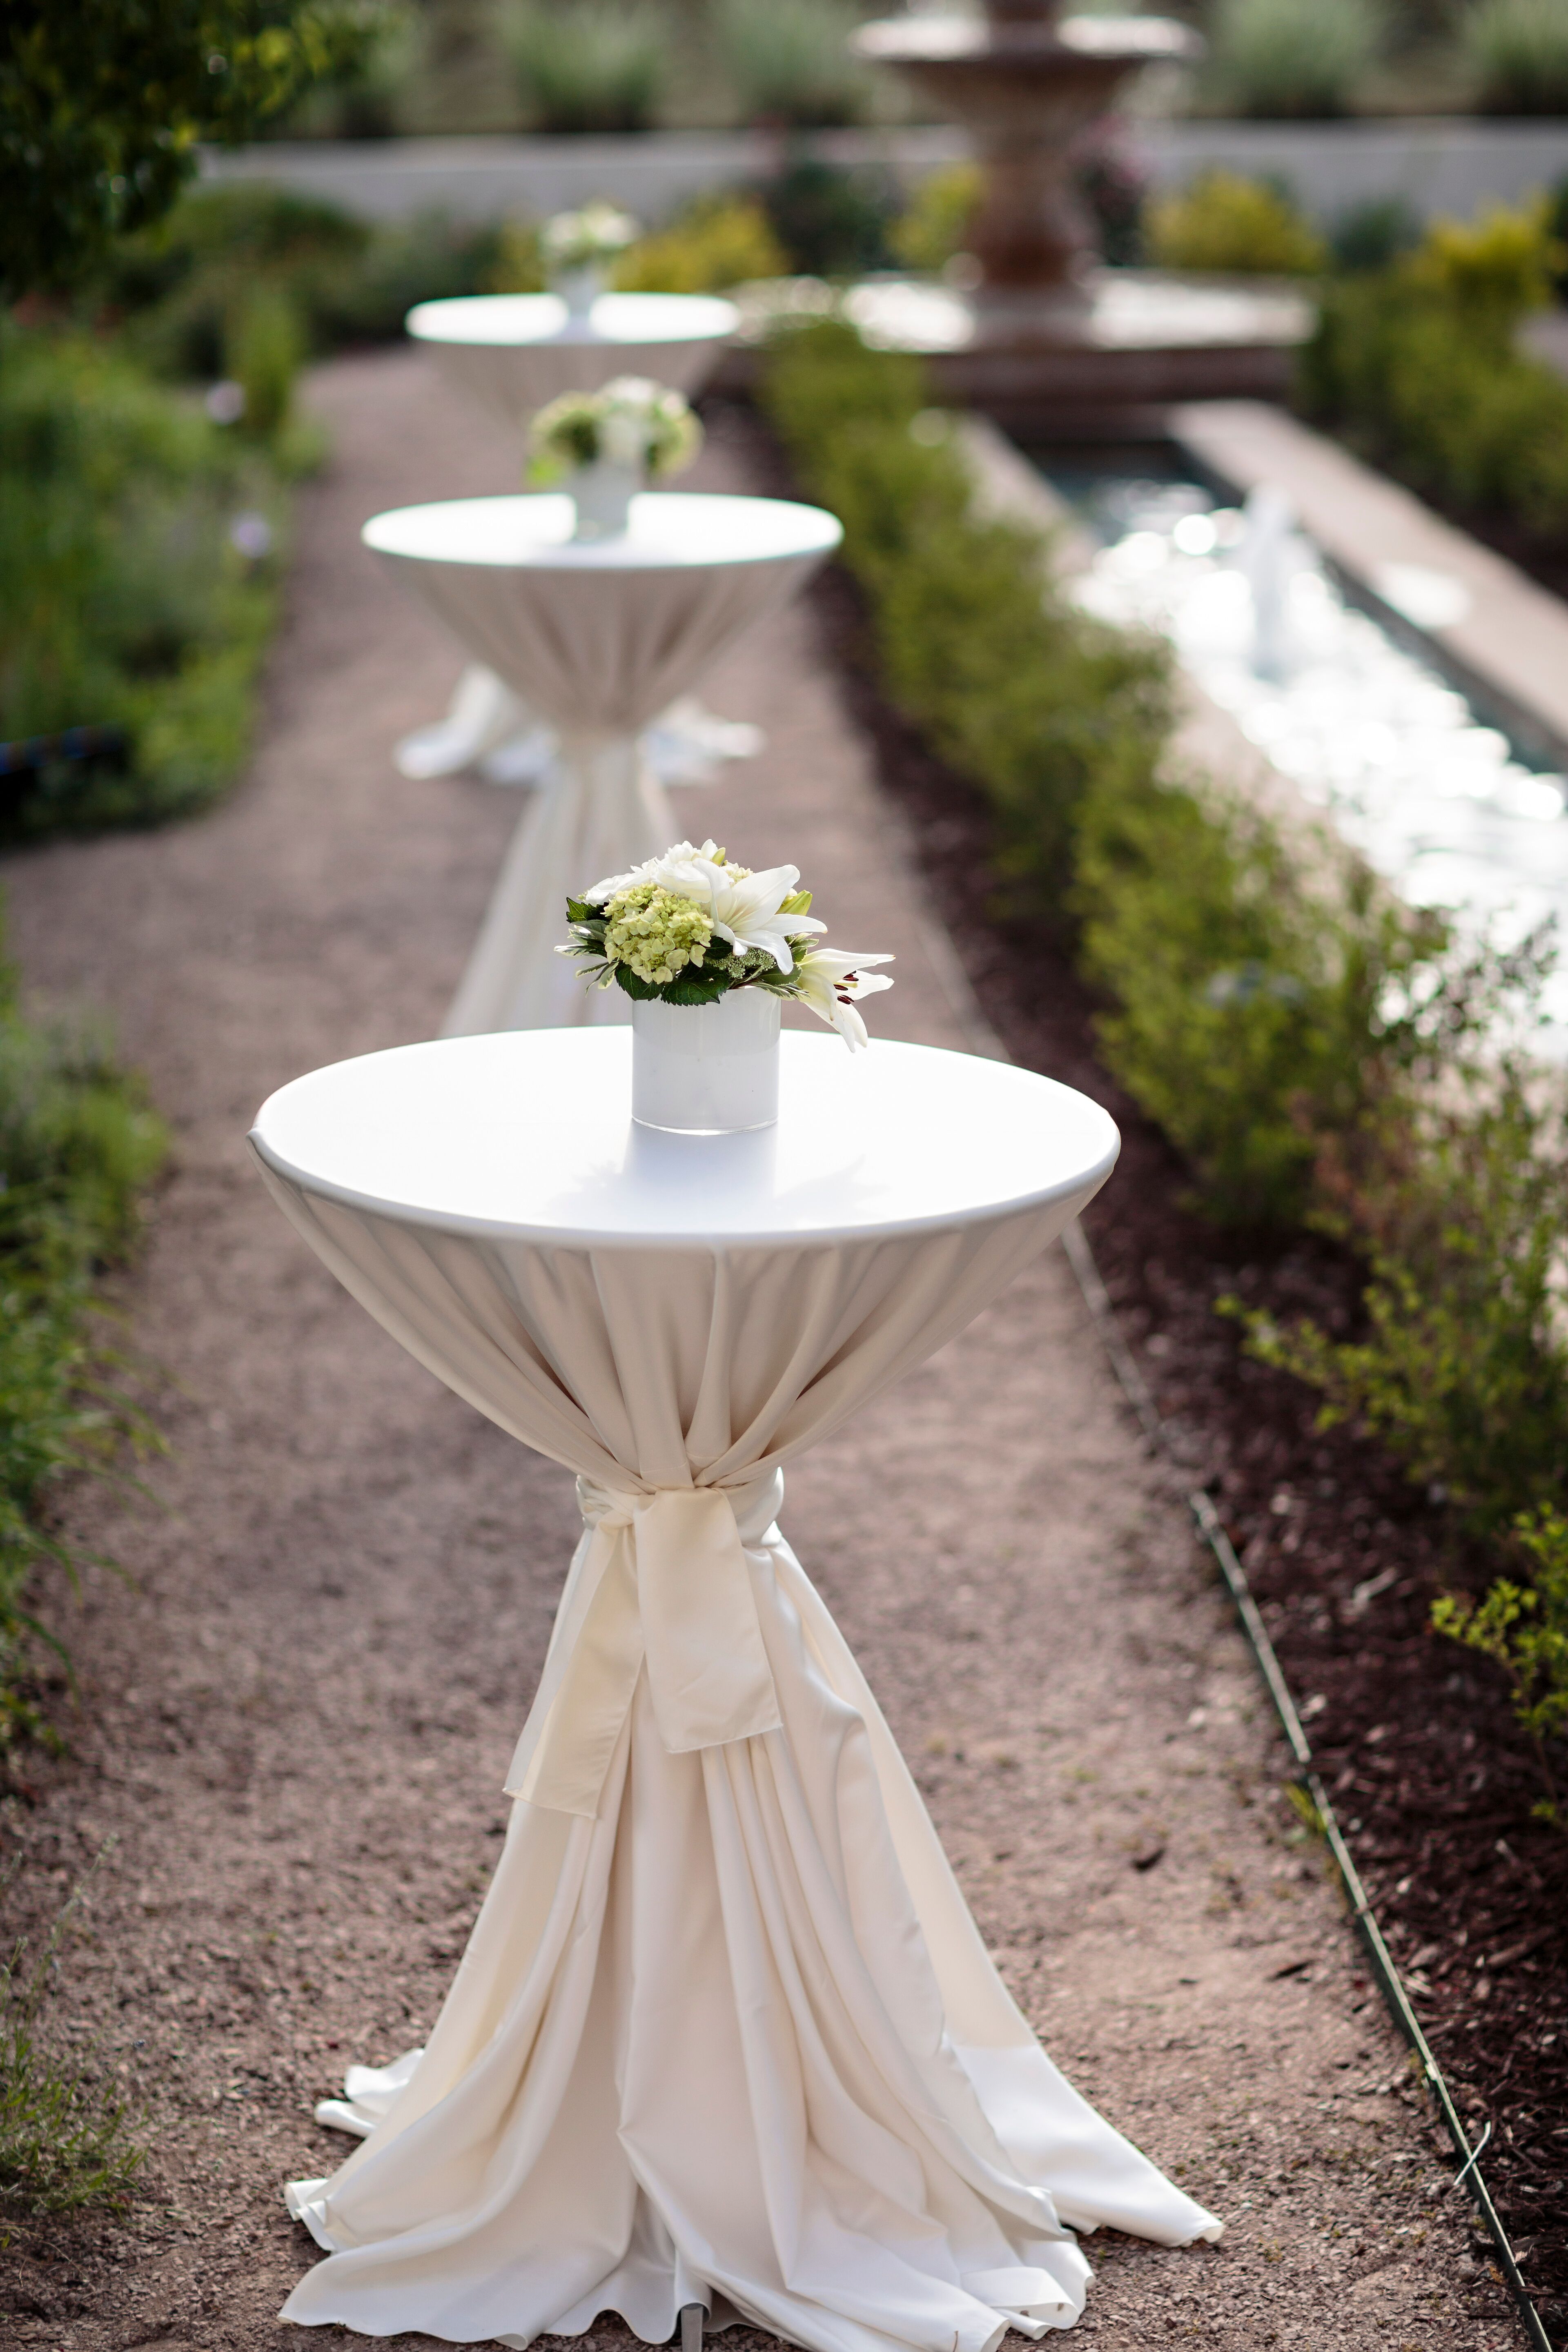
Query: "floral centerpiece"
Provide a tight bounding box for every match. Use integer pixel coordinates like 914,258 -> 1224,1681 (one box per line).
530,376 -> 702,539
541,201 -> 639,314
559,840 -> 894,1132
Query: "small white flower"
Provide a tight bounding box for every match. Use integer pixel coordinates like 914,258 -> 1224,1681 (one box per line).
794,948 -> 895,1049
542,202 -> 639,269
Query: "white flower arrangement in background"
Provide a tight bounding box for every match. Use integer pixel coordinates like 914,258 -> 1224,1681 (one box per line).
529,376 -> 703,486
541,201 -> 639,275
560,840 -> 894,1047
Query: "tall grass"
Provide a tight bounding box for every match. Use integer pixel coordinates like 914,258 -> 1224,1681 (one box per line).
503,1 -> 668,132
1201,0 -> 1386,116
1464,0 -> 1568,114
0,1856 -> 145,2219
717,0 -> 872,127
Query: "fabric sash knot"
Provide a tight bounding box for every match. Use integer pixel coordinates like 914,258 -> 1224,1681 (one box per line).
504,1469 -> 785,1819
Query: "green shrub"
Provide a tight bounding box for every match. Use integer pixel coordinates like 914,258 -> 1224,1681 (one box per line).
225,283 -> 306,441
1433,1509 -> 1568,1824
1329,194 -> 1421,273
1147,169 -> 1327,274
1076,778 -> 1458,1225
1464,0 -> 1568,114
0,325 -> 283,837
0,926 -> 166,1750
100,186 -> 506,372
503,0 -> 667,132
1300,207 -> 1568,533
615,193 -> 791,290
760,160 -> 899,278
717,0 -> 871,128
1200,0 -> 1386,117
277,0 -> 424,138
891,164 -> 983,274
1243,1050 -> 1568,1528
1406,196 -> 1562,328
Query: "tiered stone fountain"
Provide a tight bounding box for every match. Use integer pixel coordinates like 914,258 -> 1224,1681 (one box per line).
850,1 -> 1310,434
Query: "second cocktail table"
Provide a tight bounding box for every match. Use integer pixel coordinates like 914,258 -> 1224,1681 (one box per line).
363,489 -> 841,1034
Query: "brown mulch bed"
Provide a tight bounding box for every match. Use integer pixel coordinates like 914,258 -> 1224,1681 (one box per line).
768,448 -> 1568,2345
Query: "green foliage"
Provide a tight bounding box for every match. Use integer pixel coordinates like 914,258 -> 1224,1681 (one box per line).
762,319 -> 1170,913
502,0 -> 667,132
890,164 -> 983,274
225,281 -> 305,439
1329,195 -> 1421,274
1146,170 -> 1327,275
0,0 -> 379,297
1464,0 -> 1568,114
762,160 -> 899,278
1434,1509 -> 1568,1822
278,0 -> 421,136
1075,780 -> 1452,1225
1241,1043 -> 1568,1528
716,0 -> 871,129
98,184 -> 506,374
1405,196 -> 1562,327
1300,202 -> 1568,534
0,1858 -> 146,2216
614,194 -> 791,291
1200,0 -> 1386,118
0,925 -> 167,1752
0,323 -> 284,837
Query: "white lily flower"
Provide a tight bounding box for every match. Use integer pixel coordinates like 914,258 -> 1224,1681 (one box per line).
661,849 -> 825,974
793,949 -> 894,1050
585,840 -> 825,974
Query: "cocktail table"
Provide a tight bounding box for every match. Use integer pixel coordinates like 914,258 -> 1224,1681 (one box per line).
249,1027 -> 1221,2352
363,490 -> 841,1036
401,291 -> 745,787
406,291 -> 739,429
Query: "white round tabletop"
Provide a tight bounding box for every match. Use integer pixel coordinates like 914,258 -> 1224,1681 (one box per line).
405,294 -> 740,431
405,292 -> 739,351
361,491 -> 842,577
250,1030 -> 1120,1251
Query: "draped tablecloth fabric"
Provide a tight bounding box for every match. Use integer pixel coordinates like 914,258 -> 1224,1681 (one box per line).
364,494 -> 839,1036
253,1141 -> 1221,2352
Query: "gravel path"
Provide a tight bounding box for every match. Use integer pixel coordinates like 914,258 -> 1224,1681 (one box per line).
0,349 -> 1519,2352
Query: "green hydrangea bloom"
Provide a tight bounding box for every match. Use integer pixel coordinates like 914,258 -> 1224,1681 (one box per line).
603,881 -> 714,986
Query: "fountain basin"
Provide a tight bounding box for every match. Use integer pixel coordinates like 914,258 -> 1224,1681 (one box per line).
837,271 -> 1312,437
849,6 -> 1293,431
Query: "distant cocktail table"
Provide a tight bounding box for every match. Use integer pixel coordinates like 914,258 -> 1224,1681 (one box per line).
400,290 -> 746,786
363,488 -> 840,1035
250,1027 -> 1220,2352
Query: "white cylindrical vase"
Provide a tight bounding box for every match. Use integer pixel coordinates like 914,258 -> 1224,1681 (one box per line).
632,990 -> 781,1133
570,459 -> 641,540
552,264 -> 604,318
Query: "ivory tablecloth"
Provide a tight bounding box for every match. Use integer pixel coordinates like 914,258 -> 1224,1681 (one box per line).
249,1031 -> 1221,2352
363,493 -> 840,1035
